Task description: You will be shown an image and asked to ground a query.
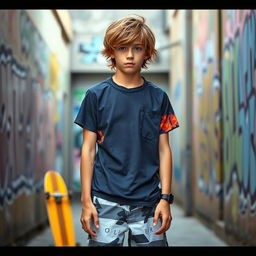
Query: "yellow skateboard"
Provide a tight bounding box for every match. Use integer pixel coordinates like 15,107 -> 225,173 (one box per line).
44,170 -> 76,246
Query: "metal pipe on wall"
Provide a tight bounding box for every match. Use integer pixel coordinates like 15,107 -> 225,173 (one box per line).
183,9 -> 193,216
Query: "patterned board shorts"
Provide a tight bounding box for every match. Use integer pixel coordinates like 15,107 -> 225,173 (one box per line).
87,195 -> 169,247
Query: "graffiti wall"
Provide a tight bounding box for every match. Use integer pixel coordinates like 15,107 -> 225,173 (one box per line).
0,10 -> 69,245
169,11 -> 186,203
222,10 -> 256,243
72,88 -> 86,192
192,10 -> 222,221
169,9 -> 256,244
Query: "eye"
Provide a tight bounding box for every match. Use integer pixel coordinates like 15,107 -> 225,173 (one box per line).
134,47 -> 142,51
118,46 -> 126,51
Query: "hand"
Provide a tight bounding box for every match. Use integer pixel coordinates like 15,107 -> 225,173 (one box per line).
80,201 -> 99,238
153,199 -> 172,235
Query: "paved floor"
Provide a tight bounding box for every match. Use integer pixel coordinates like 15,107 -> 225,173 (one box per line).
26,199 -> 227,247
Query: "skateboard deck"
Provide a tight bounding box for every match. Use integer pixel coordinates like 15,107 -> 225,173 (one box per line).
44,170 -> 76,246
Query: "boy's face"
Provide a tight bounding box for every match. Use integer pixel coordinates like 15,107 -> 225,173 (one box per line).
111,40 -> 148,74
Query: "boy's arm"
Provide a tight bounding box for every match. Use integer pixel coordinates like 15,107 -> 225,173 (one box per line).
153,132 -> 173,235
80,128 -> 99,237
158,133 -> 172,195
80,128 -> 96,204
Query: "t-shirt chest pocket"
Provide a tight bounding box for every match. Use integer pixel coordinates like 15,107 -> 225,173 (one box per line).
140,110 -> 161,141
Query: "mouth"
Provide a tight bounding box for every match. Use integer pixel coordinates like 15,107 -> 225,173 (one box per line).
124,63 -> 135,67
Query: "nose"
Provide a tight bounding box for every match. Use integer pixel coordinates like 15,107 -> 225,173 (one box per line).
127,47 -> 134,59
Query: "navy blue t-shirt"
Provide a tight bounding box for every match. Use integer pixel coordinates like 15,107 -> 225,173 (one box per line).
74,77 -> 179,206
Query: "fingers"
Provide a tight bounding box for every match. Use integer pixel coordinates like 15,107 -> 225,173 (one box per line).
165,215 -> 172,231
80,212 -> 99,238
153,209 -> 160,227
85,218 -> 97,238
93,211 -> 100,229
154,215 -> 172,235
81,218 -> 97,237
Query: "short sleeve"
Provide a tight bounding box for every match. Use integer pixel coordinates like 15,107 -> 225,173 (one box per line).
74,90 -> 98,133
159,92 -> 179,134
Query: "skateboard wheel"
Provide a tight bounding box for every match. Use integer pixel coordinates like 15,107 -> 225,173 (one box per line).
45,192 -> 50,200
68,190 -> 73,200
56,196 -> 62,204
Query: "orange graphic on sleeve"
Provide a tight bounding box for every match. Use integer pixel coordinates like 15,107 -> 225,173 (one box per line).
160,114 -> 179,132
97,130 -> 104,143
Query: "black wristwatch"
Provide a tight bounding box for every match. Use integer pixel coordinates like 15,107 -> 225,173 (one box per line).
161,193 -> 174,204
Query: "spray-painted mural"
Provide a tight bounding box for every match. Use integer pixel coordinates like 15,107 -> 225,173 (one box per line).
169,11 -> 185,203
72,88 -> 86,192
192,10 -> 222,221
168,9 -> 256,245
222,10 -> 256,242
79,35 -> 104,64
0,10 -> 67,245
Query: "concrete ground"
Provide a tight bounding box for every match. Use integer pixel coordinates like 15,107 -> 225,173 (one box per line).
25,198 -> 227,247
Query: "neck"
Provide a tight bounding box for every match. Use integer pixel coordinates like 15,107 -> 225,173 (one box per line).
113,70 -> 143,88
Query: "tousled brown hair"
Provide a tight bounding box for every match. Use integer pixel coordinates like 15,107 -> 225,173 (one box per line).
101,14 -> 158,69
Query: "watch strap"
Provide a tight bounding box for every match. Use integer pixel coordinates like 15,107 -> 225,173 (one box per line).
161,193 -> 174,204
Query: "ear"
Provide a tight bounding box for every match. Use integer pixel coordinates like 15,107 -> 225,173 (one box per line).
144,55 -> 149,60
144,52 -> 150,60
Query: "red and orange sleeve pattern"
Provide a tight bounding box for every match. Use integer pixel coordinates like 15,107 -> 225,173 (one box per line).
160,113 -> 179,133
97,130 -> 105,144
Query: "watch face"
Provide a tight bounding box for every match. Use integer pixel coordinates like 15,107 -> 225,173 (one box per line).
161,194 -> 174,203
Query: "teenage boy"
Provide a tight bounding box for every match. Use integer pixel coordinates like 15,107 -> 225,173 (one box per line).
74,14 -> 179,247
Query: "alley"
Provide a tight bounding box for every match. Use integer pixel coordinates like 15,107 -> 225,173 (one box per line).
1,9 -> 256,246
25,198 -> 227,247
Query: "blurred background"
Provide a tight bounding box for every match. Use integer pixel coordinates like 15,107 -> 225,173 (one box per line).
0,9 -> 255,246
